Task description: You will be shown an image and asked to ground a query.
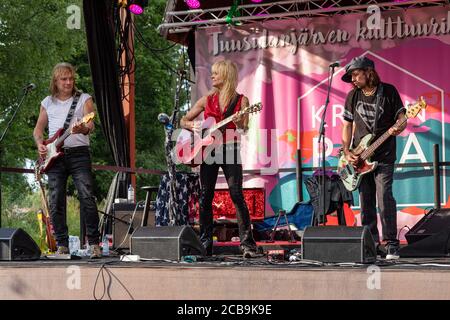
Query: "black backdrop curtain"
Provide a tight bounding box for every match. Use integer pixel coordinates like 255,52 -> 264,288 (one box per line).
83,0 -> 130,220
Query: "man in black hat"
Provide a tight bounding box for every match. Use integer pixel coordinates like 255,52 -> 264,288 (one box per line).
341,56 -> 407,260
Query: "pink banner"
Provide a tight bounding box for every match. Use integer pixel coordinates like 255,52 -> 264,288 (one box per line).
194,5 -> 450,237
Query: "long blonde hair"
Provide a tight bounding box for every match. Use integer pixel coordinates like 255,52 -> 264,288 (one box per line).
211,60 -> 238,108
50,62 -> 78,97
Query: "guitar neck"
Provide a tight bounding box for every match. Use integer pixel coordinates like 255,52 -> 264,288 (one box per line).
204,110 -> 243,136
54,128 -> 72,147
35,174 -> 51,217
360,117 -> 407,160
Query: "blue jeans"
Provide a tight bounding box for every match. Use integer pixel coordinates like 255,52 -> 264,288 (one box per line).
359,163 -> 399,246
47,146 -> 100,247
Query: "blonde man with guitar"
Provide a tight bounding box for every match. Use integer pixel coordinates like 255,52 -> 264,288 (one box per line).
180,60 -> 259,258
340,56 -> 407,260
33,63 -> 101,258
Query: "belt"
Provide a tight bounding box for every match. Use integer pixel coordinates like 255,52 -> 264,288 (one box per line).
62,146 -> 90,154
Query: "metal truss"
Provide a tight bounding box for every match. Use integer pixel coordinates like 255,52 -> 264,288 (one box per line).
159,0 -> 449,42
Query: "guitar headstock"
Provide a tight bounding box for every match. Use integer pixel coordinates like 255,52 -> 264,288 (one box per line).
82,112 -> 95,124
243,102 -> 263,115
406,96 -> 427,119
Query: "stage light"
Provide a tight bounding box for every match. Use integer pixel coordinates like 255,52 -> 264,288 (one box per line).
251,0 -> 263,3
185,0 -> 201,9
129,0 -> 148,15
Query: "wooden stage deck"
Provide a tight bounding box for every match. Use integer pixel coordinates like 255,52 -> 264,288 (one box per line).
2,254 -> 450,300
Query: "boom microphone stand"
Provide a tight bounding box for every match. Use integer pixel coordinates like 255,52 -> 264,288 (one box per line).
317,63 -> 338,225
159,71 -> 185,226
0,84 -> 36,227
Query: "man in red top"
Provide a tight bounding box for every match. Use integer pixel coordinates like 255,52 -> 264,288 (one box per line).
180,59 -> 258,258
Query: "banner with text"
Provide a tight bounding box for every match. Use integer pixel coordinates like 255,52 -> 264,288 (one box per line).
194,5 -> 450,237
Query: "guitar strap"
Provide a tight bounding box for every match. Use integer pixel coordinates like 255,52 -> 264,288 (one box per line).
371,84 -> 384,134
222,93 -> 242,122
63,91 -> 82,131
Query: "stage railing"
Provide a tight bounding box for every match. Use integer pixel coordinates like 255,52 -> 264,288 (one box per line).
1,143 -> 447,205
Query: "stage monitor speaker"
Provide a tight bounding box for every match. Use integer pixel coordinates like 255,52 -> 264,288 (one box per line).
113,202 -> 155,250
130,226 -> 205,260
0,228 -> 41,261
302,226 -> 376,263
400,208 -> 450,257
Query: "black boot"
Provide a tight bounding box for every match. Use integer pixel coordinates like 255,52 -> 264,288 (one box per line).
202,238 -> 213,256
199,222 -> 214,256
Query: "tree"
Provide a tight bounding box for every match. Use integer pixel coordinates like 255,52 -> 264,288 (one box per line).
0,0 -> 90,212
0,0 -> 188,214
131,0 -> 188,200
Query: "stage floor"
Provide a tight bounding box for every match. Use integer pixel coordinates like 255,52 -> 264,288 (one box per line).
2,251 -> 450,300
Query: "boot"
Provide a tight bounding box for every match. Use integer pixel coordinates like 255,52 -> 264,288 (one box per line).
199,222 -> 214,256
202,238 -> 213,256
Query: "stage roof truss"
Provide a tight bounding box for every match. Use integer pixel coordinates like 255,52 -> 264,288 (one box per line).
159,0 -> 449,43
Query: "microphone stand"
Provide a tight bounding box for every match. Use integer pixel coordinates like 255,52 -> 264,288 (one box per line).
0,87 -> 34,227
163,70 -> 184,226
317,64 -> 337,226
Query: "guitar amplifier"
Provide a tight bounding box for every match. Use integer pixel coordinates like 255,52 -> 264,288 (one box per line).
112,202 -> 155,250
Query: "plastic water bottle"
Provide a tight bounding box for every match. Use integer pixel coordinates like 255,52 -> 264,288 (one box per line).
128,184 -> 135,203
102,234 -> 110,256
68,235 -> 80,255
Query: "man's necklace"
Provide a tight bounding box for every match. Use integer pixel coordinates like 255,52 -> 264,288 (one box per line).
362,86 -> 376,97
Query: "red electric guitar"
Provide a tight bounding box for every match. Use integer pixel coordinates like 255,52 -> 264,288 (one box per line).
174,102 -> 262,167
36,112 -> 95,174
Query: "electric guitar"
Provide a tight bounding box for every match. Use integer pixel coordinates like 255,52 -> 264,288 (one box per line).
174,102 -> 262,167
36,112 -> 95,174
34,167 -> 57,253
337,97 -> 427,191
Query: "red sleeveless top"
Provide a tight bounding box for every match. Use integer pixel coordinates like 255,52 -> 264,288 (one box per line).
204,93 -> 242,130
204,93 -> 243,144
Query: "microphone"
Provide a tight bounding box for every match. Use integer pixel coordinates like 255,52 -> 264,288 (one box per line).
158,113 -> 173,130
23,83 -> 37,92
158,113 -> 170,125
329,61 -> 340,68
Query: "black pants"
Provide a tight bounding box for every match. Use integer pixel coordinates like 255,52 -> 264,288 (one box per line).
47,146 -> 100,247
359,163 -> 399,246
199,143 -> 256,250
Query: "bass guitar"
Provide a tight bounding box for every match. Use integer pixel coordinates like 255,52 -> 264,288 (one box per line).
337,97 -> 427,191
174,102 -> 262,167
36,112 -> 95,174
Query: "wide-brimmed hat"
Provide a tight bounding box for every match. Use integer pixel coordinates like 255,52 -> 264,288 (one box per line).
341,56 -> 375,83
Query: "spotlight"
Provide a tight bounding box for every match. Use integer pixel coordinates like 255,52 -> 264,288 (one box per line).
251,0 -> 263,2
129,0 -> 148,15
185,0 -> 201,9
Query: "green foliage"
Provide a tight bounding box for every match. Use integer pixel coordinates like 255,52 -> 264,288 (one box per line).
2,190 -> 82,251
0,0 -> 90,209
0,0 -> 189,237
132,0 -> 189,200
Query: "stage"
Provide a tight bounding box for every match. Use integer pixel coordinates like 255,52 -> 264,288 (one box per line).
2,249 -> 450,300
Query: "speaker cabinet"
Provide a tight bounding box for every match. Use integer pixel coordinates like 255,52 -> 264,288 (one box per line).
130,226 -> 205,260
113,202 -> 155,250
0,228 -> 41,261
400,208 -> 450,257
302,226 -> 376,263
